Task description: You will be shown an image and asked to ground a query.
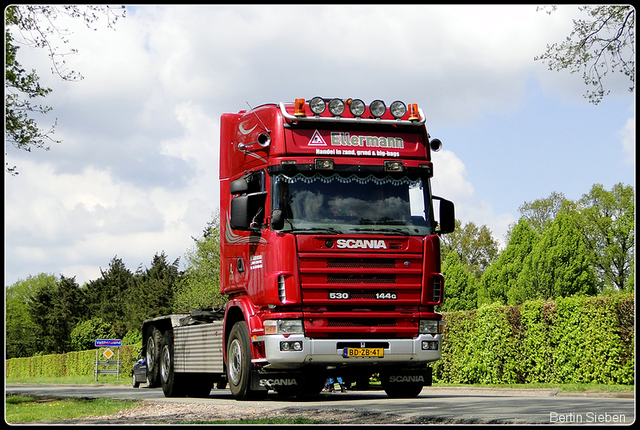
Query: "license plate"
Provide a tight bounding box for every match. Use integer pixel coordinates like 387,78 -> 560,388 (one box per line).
343,347 -> 384,358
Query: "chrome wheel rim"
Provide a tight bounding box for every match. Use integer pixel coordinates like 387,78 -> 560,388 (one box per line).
228,338 -> 242,385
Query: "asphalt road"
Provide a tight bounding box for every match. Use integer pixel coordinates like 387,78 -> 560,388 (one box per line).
6,383 -> 635,425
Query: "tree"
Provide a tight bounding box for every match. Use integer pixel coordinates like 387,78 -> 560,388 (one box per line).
70,318 -> 116,352
125,252 -> 180,333
5,5 -> 126,174
478,219 -> 539,306
517,191 -> 567,234
439,251 -> 477,311
516,213 -> 597,304
5,273 -> 58,358
84,256 -> 136,338
574,183 -> 634,292
28,275 -> 86,354
440,220 -> 499,279
174,211 -> 226,312
535,6 -> 635,104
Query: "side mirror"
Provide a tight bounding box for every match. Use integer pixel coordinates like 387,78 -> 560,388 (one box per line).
433,196 -> 455,234
230,192 -> 267,231
271,209 -> 285,230
230,176 -> 249,194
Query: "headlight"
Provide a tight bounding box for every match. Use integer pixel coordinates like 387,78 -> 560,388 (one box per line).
390,100 -> 407,119
419,320 -> 440,334
264,319 -> 304,335
309,97 -> 326,115
349,99 -> 366,117
370,100 -> 386,118
328,98 -> 345,116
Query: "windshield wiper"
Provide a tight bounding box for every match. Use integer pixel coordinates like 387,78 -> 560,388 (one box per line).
350,227 -> 407,235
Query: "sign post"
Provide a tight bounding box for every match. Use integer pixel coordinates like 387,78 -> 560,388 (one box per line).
94,339 -> 122,381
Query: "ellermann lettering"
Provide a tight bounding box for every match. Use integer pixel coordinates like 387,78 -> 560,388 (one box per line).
330,132 -> 404,149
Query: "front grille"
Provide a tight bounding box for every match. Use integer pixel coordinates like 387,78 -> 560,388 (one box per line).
297,243 -> 424,338
327,274 -> 396,284
327,258 -> 395,269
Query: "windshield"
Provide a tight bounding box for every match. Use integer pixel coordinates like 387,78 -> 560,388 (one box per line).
272,172 -> 434,236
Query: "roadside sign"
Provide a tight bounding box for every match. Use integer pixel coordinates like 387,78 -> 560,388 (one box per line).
95,339 -> 122,347
103,348 -> 114,360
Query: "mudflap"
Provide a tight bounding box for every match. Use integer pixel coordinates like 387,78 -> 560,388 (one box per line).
250,370 -> 308,392
380,367 -> 432,387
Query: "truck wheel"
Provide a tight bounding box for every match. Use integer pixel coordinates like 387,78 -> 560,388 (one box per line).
131,373 -> 140,388
160,330 -> 185,397
145,326 -> 162,387
227,321 -> 255,400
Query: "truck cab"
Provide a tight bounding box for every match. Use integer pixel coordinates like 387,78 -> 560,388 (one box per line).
220,97 -> 454,399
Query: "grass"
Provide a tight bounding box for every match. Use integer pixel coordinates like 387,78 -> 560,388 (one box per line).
7,375 -> 132,385
5,394 -> 140,423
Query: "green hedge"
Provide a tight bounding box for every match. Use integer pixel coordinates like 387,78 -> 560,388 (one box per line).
6,294 -> 634,385
6,344 -> 141,380
433,293 -> 635,385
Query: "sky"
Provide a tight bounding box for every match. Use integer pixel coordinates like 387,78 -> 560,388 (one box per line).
4,5 -> 635,288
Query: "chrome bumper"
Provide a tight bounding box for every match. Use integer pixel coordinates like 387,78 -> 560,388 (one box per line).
257,334 -> 441,369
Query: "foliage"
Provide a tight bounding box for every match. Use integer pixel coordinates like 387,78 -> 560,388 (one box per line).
124,252 -> 179,332
28,276 -> 86,355
5,273 -> 58,359
4,5 -> 126,174
173,211 -> 227,312
438,252 -> 477,311
535,6 -> 635,104
433,293 -> 634,385
122,329 -> 142,347
515,212 -> 597,304
70,318 -> 116,352
574,183 -> 634,292
516,191 -> 568,234
84,257 -> 136,338
477,219 -> 539,306
440,220 -> 499,279
6,344 -> 140,380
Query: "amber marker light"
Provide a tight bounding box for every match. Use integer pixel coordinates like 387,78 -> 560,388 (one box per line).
408,103 -> 420,121
294,98 -> 306,117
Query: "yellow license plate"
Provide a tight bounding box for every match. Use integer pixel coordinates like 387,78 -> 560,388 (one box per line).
343,348 -> 384,358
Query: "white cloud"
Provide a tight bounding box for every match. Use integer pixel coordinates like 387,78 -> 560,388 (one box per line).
431,150 -> 515,248
5,5 -> 632,287
620,116 -> 635,165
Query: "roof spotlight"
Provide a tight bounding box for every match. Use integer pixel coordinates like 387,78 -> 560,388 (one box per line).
349,99 -> 366,117
309,97 -> 326,115
328,98 -> 345,116
390,101 -> 407,119
370,100 -> 386,118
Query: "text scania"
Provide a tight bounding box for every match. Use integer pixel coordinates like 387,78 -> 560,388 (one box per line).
331,132 -> 404,149
389,375 -> 425,383
259,378 -> 298,387
337,239 -> 387,250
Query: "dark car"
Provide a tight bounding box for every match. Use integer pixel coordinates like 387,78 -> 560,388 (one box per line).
131,358 -> 147,388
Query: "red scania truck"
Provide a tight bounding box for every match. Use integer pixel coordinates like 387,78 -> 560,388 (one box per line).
142,97 -> 455,400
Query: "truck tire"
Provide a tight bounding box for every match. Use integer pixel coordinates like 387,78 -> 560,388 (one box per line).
226,321 -> 256,400
145,326 -> 162,388
160,329 -> 185,397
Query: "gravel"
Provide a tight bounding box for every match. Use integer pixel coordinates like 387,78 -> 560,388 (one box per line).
28,400 -> 410,424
